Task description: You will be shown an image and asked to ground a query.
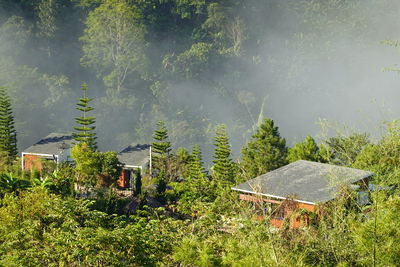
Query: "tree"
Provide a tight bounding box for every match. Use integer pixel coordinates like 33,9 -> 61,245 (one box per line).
71,143 -> 123,188
203,3 -> 246,56
212,124 -> 236,187
97,151 -> 122,187
132,168 -> 142,196
71,143 -> 100,188
353,193 -> 400,266
0,87 -> 17,160
36,0 -> 57,57
186,144 -> 206,180
73,83 -> 97,150
241,118 -> 287,179
287,135 -> 322,163
152,120 -> 171,174
152,121 -> 171,156
81,0 -> 147,93
322,133 -> 369,166
352,122 -> 400,185
182,144 -> 212,201
156,170 -> 167,199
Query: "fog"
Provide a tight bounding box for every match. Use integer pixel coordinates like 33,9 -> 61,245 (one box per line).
165,0 -> 400,161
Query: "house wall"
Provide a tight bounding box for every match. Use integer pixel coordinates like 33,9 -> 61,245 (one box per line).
23,154 -> 44,171
270,201 -> 316,228
239,193 -> 317,229
22,154 -> 58,172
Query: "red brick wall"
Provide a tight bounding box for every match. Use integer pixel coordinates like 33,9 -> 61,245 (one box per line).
23,154 -> 43,172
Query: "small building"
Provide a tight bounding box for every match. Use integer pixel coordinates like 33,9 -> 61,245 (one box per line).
21,133 -> 73,171
117,144 -> 151,188
232,160 -> 374,228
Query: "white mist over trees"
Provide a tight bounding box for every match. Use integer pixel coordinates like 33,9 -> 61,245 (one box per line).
0,0 -> 399,161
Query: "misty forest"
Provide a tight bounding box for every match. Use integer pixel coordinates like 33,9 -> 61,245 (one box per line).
1,0 -> 400,266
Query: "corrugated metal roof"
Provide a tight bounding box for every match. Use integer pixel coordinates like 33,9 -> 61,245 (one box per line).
22,133 -> 73,156
117,144 -> 150,167
232,160 -> 374,204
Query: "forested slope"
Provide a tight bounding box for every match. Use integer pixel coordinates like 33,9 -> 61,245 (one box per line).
1,0 -> 399,158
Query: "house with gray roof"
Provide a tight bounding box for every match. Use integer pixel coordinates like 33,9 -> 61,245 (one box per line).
232,160 -> 373,228
117,144 -> 152,188
21,133 -> 73,171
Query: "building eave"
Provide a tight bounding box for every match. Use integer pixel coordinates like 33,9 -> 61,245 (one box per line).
123,165 -> 142,169
21,152 -> 57,157
231,187 -> 317,205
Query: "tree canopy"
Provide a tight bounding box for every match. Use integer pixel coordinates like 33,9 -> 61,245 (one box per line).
287,135 -> 322,163
241,118 -> 287,179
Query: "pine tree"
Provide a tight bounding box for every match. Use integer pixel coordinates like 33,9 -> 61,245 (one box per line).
212,125 -> 236,187
185,144 -> 213,199
241,118 -> 287,179
73,83 -> 97,150
152,121 -> 171,156
0,87 -> 17,160
152,121 -> 171,174
186,144 -> 206,180
287,135 -> 322,163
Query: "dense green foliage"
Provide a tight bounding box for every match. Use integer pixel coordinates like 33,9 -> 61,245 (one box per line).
322,133 -> 369,166
0,119 -> 400,265
71,143 -> 122,188
287,135 -> 322,163
353,123 -> 400,186
0,188 -> 179,266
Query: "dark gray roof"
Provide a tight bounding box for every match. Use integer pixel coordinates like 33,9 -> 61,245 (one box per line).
22,133 -> 73,155
232,160 -> 374,204
117,144 -> 150,167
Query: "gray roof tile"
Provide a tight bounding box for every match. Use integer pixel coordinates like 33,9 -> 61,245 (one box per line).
117,144 -> 150,168
22,133 -> 73,155
232,160 -> 374,204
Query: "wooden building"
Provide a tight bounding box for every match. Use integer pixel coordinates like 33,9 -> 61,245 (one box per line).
21,133 -> 73,172
116,144 -> 151,188
232,160 -> 373,228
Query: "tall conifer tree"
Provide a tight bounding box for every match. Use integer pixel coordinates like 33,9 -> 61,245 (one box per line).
187,144 -> 206,180
212,124 -> 236,186
241,118 -> 287,179
152,121 -> 171,156
0,87 -> 17,160
152,121 -> 171,174
73,83 -> 97,150
185,144 -> 213,199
